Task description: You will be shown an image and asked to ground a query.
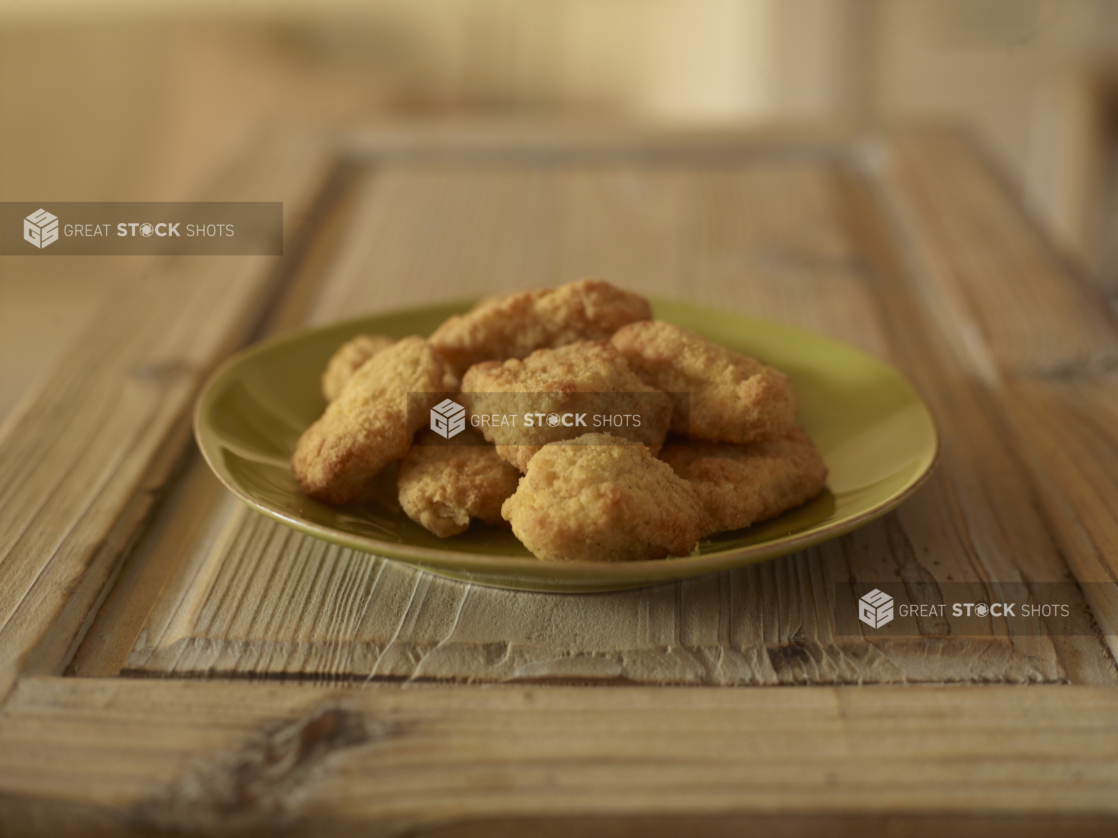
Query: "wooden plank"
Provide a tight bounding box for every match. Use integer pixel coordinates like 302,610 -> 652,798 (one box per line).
832,164 -> 1118,682
0,677 -> 1116,836
876,127 -> 1118,375
88,498 -> 1105,685
0,130 -> 341,701
71,148 -> 1115,686
998,377 -> 1118,642
877,127 -> 1118,656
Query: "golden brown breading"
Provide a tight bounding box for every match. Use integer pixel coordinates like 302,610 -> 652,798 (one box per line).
429,278 -> 651,376
502,434 -> 705,562
397,430 -> 521,537
460,340 -> 672,471
610,320 -> 797,444
659,427 -> 827,535
321,335 -> 395,402
293,337 -> 458,505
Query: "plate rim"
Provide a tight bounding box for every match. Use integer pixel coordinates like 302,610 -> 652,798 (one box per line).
193,298 -> 940,591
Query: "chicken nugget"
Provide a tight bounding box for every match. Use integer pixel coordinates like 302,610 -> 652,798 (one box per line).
610,320 -> 796,444
502,433 -> 705,562
659,427 -> 827,535
321,335 -> 395,402
430,278 -> 651,375
398,430 -> 521,537
461,340 -> 672,471
293,337 -> 458,505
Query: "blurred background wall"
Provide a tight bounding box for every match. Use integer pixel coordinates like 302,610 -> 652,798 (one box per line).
2,0 -> 1117,417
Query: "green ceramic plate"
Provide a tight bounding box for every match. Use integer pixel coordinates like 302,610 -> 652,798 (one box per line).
194,299 -> 938,592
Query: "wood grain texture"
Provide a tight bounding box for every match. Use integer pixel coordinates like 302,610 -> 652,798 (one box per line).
876,128 -> 1118,375
70,148 -> 1116,687
1,677 -> 1116,836
877,128 -> 1118,655
0,130 -> 339,700
3,125 -> 1118,835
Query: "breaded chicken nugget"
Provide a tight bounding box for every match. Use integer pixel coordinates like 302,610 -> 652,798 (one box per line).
293,337 -> 458,505
502,434 -> 705,562
321,335 -> 395,402
461,340 -> 672,471
398,430 -> 521,537
610,320 -> 797,444
659,427 -> 827,535
430,278 -> 651,375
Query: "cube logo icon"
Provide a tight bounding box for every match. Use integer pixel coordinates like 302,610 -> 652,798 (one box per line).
430,398 -> 466,439
24,209 -> 59,249
858,589 -> 894,629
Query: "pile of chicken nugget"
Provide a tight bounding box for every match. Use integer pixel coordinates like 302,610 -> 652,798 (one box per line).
292,279 -> 827,563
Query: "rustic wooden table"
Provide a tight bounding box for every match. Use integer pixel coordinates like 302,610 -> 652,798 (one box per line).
1,125 -> 1116,836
